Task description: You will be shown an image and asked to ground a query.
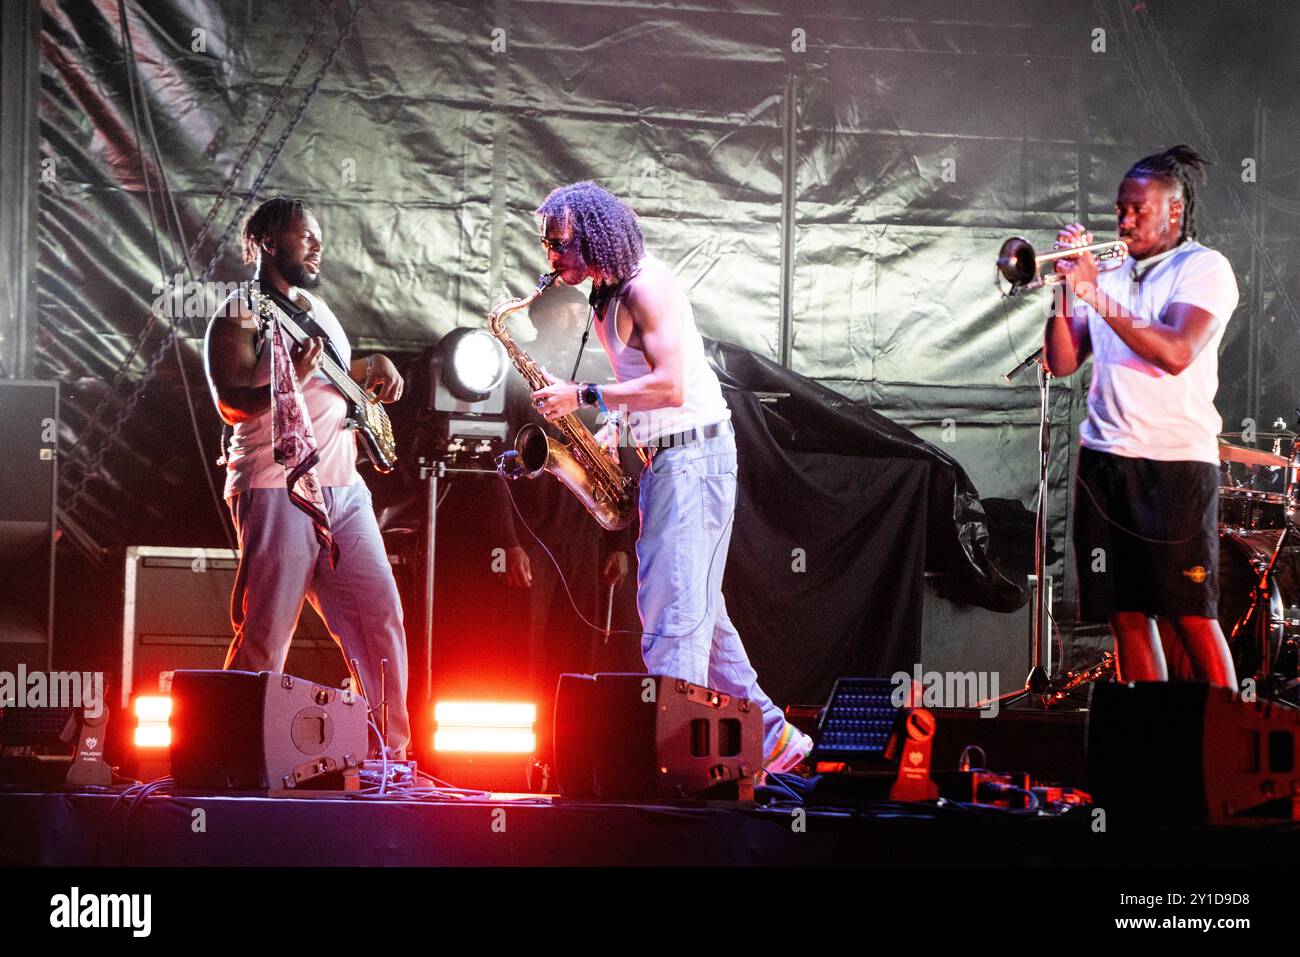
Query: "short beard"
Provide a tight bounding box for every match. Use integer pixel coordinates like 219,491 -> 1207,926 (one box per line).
275,253 -> 321,290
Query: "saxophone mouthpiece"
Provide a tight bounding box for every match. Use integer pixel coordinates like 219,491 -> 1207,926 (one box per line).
539,270 -> 560,289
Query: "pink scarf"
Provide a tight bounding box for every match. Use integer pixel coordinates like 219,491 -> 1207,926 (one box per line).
268,316 -> 339,568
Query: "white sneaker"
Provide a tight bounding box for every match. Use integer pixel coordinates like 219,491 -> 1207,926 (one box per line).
763,722 -> 815,776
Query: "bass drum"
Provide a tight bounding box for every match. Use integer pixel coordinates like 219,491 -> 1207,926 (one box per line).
1217,529 -> 1300,699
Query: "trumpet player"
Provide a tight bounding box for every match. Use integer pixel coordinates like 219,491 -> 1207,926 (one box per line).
1043,145 -> 1238,688
528,181 -> 814,776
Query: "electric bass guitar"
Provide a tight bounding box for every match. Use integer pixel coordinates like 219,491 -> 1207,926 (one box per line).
246,286 -> 398,474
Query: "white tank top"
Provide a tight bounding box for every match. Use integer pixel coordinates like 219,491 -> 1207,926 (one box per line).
592,257 -> 730,444
212,288 -> 359,498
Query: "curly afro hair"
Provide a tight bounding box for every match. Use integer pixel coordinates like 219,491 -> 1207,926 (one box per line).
536,181 -> 645,285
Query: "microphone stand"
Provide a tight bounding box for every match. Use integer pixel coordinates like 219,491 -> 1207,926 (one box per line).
987,346 -> 1060,708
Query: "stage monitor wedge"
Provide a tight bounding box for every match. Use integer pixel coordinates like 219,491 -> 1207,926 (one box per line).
554,673 -> 762,801
169,670 -> 368,792
1087,681 -> 1300,824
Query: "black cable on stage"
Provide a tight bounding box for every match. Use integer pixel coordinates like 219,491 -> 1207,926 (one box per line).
760,772 -> 805,804
95,775 -> 173,866
501,471 -> 732,643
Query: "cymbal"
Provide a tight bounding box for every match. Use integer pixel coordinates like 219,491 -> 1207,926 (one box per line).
1218,431 -> 1296,443
1218,442 -> 1289,469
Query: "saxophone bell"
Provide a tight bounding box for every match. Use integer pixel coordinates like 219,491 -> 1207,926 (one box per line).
494,424 -> 551,481
515,423 -> 552,477
509,422 -> 633,531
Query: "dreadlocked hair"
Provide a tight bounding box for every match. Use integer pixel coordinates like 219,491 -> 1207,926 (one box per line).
1124,145 -> 1209,242
536,182 -> 645,285
241,197 -> 313,266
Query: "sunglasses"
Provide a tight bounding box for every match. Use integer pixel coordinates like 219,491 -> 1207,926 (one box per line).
541,236 -> 576,254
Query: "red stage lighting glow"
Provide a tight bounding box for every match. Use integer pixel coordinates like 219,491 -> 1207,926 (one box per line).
433,701 -> 536,754
133,694 -> 172,748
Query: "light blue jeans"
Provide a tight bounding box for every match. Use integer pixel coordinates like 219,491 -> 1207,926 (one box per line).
225,482 -> 410,752
635,429 -> 786,756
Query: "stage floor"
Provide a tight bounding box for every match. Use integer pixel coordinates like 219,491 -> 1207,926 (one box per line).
3,786 -> 1299,867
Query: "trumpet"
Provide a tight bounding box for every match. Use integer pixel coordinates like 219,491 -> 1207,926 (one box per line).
996,235 -> 1128,296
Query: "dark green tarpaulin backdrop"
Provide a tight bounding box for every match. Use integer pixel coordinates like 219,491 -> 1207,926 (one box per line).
16,0 -> 1300,688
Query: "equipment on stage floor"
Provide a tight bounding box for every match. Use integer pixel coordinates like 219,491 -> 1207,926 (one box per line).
995,235 -> 1128,296
812,676 -> 897,760
169,670 -> 367,792
1208,419 -> 1300,703
1218,527 -> 1300,701
0,704 -> 110,788
489,272 -> 638,532
554,673 -> 762,800
809,677 -> 939,801
1087,681 -> 1300,824
120,546 -> 351,711
429,699 -> 538,792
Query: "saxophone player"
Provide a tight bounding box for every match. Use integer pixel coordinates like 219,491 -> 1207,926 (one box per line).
528,181 -> 814,776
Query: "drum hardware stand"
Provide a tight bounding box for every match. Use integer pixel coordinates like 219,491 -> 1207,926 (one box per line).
1222,422 -> 1300,709
1234,515 -> 1300,709
1046,651 -> 1116,706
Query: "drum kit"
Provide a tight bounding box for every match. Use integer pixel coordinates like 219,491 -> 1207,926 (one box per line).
1216,424 -> 1300,704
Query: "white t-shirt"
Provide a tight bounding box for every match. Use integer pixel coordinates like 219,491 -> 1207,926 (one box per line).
1077,241 -> 1238,464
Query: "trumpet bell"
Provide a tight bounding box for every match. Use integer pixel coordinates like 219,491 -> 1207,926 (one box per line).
997,236 -> 1038,286
994,235 -> 1128,296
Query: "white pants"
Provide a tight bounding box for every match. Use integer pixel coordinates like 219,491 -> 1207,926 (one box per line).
635,430 -> 786,756
224,483 -> 410,752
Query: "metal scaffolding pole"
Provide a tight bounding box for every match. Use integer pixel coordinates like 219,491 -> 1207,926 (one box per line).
0,0 -> 40,379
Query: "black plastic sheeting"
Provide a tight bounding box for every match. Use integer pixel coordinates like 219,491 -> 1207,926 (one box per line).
28,0 -> 1300,661
705,337 -> 1023,703
379,337 -> 1021,706
708,337 -> 1023,605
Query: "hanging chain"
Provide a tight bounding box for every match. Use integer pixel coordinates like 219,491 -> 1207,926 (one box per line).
64,0 -> 346,467
61,0 -> 365,523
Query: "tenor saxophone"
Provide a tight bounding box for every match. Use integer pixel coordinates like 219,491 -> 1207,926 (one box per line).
487,272 -> 637,531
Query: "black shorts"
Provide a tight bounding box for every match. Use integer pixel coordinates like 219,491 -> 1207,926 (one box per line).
1073,446 -> 1219,621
